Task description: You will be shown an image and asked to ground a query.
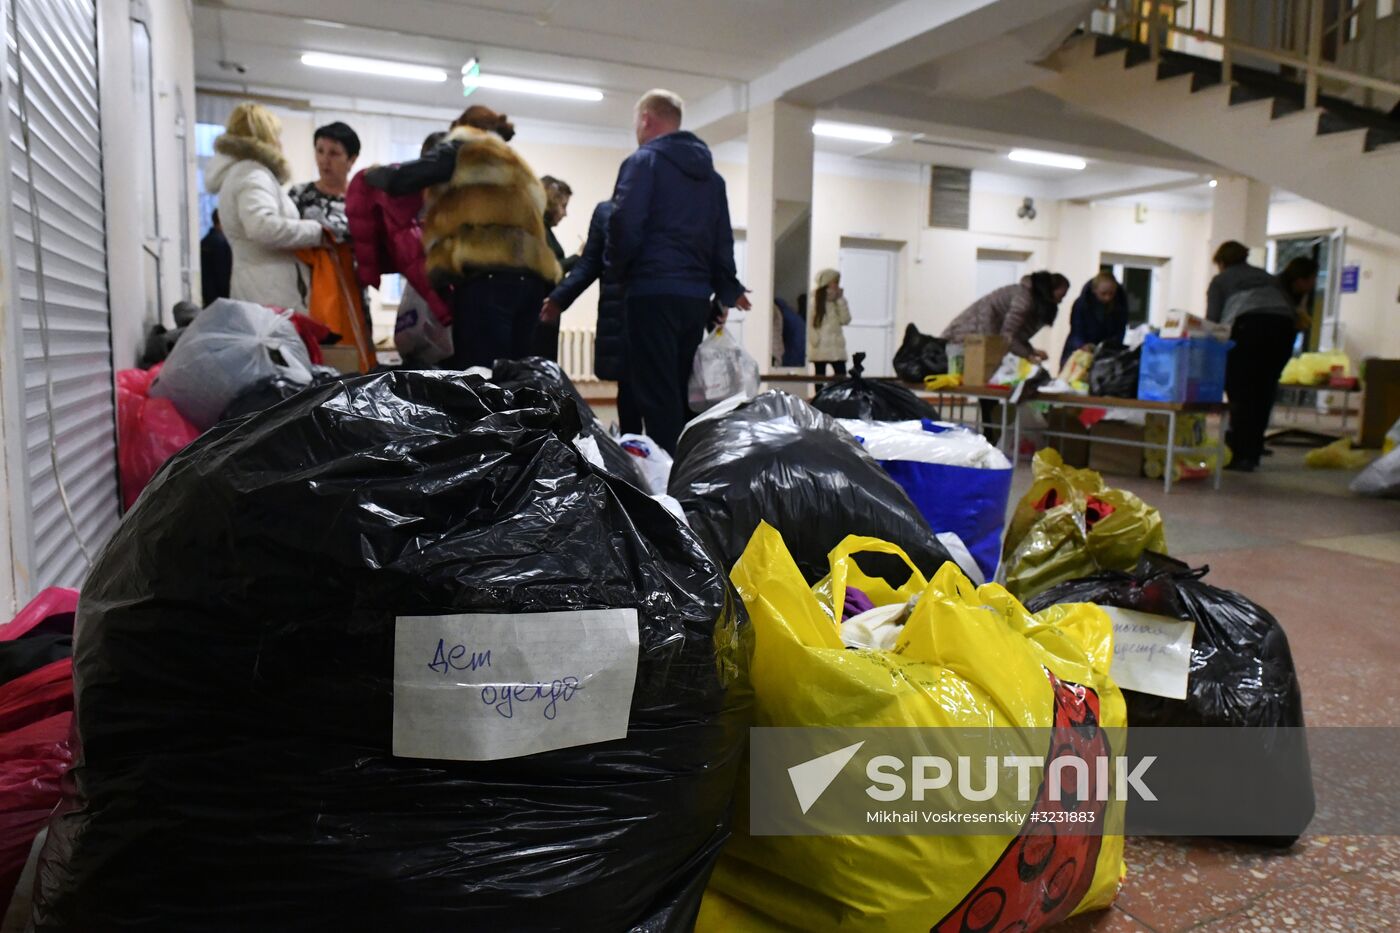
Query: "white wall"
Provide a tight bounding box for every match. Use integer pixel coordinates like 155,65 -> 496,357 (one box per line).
1047,202 -> 1213,360
102,0 -> 199,370
1268,199 -> 1400,363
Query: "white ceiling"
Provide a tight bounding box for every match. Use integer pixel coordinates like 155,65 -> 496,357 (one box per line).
193,0 -> 1222,201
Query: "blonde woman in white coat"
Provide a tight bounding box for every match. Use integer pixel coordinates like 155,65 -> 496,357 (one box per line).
808,268 -> 851,376
204,103 -> 327,310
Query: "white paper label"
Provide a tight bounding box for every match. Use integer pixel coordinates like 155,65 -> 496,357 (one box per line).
1104,606 -> 1196,700
393,609 -> 640,761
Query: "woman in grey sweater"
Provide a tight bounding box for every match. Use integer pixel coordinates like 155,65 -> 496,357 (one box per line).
1206,241 -> 1296,472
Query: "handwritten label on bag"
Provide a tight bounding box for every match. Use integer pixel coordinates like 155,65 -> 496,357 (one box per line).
393,609 -> 639,761
1103,607 -> 1195,700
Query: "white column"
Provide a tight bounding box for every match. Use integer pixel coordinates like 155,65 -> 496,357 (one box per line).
743,101 -> 814,367
1209,175 -> 1270,262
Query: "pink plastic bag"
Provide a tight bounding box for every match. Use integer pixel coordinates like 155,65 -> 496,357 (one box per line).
117,366 -> 201,509
1,589 -> 78,917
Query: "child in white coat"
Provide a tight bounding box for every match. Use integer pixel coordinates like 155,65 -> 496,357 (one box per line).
807,268 -> 851,377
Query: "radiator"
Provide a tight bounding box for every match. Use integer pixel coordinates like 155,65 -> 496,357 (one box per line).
559,327 -> 597,382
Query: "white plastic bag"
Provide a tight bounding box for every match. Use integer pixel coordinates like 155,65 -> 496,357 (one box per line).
1350,446 -> 1400,498
618,434 -> 674,496
688,328 -> 760,413
837,420 -> 1011,469
393,285 -> 453,366
150,298 -> 313,429
988,353 -> 1041,387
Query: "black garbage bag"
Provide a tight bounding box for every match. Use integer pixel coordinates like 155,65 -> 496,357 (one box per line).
32,371 -> 751,931
1088,342 -> 1141,397
493,356 -> 649,490
668,390 -> 954,582
218,370 -> 341,422
1027,552 -> 1312,844
892,323 -> 948,383
812,352 -> 939,422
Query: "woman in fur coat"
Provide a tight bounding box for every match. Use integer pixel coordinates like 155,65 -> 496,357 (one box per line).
365,106 -> 562,369
205,103 -> 328,310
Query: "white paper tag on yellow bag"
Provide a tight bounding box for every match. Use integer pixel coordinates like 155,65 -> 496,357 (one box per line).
393,609 -> 639,761
1103,607 -> 1195,700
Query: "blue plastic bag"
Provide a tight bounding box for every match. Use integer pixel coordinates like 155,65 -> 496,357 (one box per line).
841,420 -> 1013,581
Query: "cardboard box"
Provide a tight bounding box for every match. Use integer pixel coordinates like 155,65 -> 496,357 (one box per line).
962,334 -> 1009,386
1161,310 -> 1231,341
1045,407 -> 1090,468
1088,420 -> 1145,477
1359,357 -> 1400,448
321,344 -> 367,375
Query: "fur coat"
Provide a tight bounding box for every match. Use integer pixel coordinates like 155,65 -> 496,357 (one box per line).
422,126 -> 562,287
205,134 -> 324,310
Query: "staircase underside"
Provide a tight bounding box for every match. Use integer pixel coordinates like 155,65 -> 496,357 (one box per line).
1043,35 -> 1400,233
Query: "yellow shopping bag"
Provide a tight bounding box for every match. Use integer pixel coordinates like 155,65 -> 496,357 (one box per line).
1003,450 -> 1166,601
698,525 -> 1126,933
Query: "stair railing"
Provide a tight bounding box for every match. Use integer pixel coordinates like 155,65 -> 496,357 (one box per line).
1093,0 -> 1400,107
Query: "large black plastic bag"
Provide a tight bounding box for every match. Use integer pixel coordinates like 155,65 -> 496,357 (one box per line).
1027,552 -> 1312,843
812,352 -> 939,422
492,356 -> 649,489
1088,342 -> 1141,397
669,391 -> 953,581
892,323 -> 948,382
32,371 -> 751,931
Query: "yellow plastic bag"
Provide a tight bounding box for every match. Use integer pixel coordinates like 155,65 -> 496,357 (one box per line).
923,373 -> 963,391
1279,351 -> 1350,386
1003,450 -> 1167,601
1062,345 -> 1096,391
1304,437 -> 1373,470
698,525 -> 1126,933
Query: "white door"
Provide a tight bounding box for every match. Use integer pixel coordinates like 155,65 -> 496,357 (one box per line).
975,259 -> 1022,299
838,245 -> 898,377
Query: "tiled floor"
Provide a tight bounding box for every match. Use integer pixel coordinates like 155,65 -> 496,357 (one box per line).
1034,445 -> 1400,932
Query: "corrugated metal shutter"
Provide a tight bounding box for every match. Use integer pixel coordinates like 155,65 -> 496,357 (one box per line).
2,0 -> 118,598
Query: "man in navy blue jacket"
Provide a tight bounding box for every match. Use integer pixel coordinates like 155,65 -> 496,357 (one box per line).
605,89 -> 749,453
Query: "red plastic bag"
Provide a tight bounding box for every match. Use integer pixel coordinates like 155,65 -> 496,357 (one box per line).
1,587 -> 78,917
117,366 -> 201,509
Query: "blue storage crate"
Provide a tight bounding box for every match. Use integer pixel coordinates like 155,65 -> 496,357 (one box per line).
1138,334 -> 1232,403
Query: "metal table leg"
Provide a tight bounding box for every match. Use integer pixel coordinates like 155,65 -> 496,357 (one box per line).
1164,410 -> 1176,495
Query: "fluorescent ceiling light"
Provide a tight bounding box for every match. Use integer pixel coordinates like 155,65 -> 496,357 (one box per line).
1007,148 -> 1087,170
460,62 -> 602,101
301,52 -> 446,83
302,19 -> 347,29
812,121 -> 894,145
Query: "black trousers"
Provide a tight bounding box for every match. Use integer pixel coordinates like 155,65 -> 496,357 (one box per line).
447,272 -> 551,370
617,377 -> 643,436
1226,314 -> 1296,463
813,360 -> 847,377
531,317 -> 560,362
625,294 -> 710,455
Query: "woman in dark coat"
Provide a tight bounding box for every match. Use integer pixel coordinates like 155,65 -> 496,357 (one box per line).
541,200 -> 639,434
1060,272 -> 1129,366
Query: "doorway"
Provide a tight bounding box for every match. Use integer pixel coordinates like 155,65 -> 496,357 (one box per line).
838,239 -> 901,377
1268,230 -> 1344,352
1099,253 -> 1167,326
975,248 -> 1030,298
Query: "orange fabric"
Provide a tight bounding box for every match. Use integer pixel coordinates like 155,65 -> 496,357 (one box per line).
295,244 -> 373,372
